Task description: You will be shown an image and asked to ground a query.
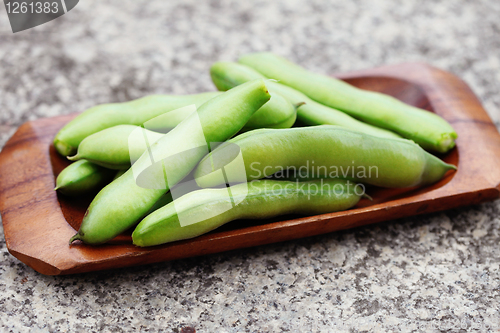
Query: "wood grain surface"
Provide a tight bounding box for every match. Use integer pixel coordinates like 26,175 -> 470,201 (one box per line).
1,63 -> 499,275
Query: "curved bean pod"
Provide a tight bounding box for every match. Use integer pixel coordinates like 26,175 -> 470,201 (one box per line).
270,83 -> 401,139
68,94 -> 297,170
132,179 -> 362,247
70,79 -> 271,245
194,126 -> 456,189
68,125 -> 165,170
55,160 -> 115,196
54,92 -> 221,157
243,92 -> 296,131
239,53 -> 457,153
210,61 -> 401,140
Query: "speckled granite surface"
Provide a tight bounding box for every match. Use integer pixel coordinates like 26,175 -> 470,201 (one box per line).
1,0 -> 499,331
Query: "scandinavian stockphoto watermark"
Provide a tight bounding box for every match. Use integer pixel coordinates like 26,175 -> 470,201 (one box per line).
3,0 -> 79,33
251,161 -> 379,181
128,105 -> 371,227
248,178 -> 366,200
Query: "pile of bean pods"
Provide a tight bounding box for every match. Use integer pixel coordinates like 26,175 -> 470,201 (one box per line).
54,53 -> 457,247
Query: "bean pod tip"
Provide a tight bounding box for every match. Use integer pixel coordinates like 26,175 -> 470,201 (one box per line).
54,139 -> 76,157
69,233 -> 82,245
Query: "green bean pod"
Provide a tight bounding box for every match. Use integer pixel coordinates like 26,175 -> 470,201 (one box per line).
68,94 -> 297,170
54,92 -> 221,157
68,125 -> 165,170
55,160 -> 115,196
55,87 -> 296,157
243,92 -> 296,131
238,53 -> 457,153
132,179 -> 362,247
194,126 -> 456,189
70,79 -> 271,245
210,61 -> 401,140
211,61 -> 266,90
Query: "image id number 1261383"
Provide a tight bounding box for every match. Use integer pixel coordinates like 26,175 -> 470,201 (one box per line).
5,1 -> 59,14
3,0 -> 79,33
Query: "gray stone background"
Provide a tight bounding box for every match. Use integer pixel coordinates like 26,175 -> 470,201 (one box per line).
0,0 -> 499,332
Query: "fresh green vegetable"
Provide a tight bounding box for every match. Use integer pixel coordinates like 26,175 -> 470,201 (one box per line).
242,92 -> 296,131
54,92 -> 221,157
69,79 -> 271,245
55,160 -> 115,196
55,86 -> 297,157
68,93 -> 297,170
132,179 -> 362,247
239,53 -> 457,153
68,125 -> 165,170
210,61 -> 401,140
195,126 -> 456,189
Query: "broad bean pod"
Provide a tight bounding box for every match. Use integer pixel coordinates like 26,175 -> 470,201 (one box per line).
68,93 -> 297,170
132,179 -> 362,247
195,126 -> 456,189
210,61 -> 401,140
239,53 -> 457,153
55,160 -> 115,196
54,92 -> 221,156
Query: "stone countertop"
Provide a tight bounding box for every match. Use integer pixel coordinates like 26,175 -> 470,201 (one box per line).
0,0 -> 499,331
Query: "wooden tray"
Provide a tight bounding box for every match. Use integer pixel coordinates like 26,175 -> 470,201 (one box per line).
1,63 -> 500,275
